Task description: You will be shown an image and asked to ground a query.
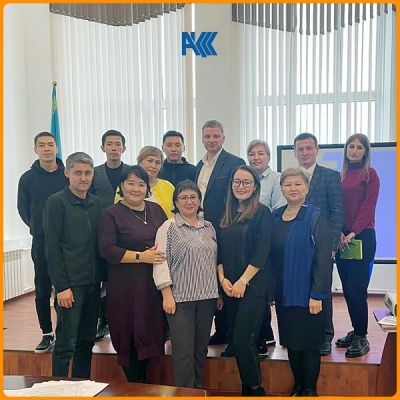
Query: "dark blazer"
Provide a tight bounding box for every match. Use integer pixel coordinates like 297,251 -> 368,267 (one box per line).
195,149 -> 245,233
306,164 -> 343,252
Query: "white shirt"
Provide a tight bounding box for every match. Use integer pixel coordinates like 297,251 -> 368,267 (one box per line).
259,167 -> 287,211
304,162 -> 317,181
197,148 -> 223,206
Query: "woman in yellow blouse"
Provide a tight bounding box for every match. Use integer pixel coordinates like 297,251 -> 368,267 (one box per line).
115,146 -> 174,218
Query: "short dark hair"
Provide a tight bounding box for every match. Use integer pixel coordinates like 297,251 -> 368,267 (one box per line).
34,132 -> 56,146
102,130 -> 126,147
162,130 -> 184,144
293,133 -> 318,148
118,165 -> 151,198
172,179 -> 203,214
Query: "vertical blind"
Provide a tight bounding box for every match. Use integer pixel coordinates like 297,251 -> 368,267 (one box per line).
232,3 -> 396,154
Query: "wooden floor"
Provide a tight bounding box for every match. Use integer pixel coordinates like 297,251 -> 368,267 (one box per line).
3,292 -> 391,396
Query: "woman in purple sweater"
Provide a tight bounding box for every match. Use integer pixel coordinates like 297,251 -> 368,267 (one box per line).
335,134 -> 380,358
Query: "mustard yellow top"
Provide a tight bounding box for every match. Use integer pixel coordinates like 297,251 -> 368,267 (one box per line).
115,178 -> 175,218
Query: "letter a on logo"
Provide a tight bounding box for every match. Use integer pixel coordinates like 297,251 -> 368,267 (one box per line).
182,32 -> 201,56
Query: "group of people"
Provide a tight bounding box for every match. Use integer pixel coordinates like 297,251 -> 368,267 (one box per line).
17,120 -> 380,396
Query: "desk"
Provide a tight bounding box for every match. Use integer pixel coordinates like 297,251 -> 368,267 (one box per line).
3,375 -> 208,397
373,309 -> 396,396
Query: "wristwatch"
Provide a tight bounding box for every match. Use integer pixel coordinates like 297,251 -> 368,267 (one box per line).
240,276 -> 249,286
135,252 -> 140,263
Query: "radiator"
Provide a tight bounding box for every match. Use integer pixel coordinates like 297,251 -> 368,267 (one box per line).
3,249 -> 25,301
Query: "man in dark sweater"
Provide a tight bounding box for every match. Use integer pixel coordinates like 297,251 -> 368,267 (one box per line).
44,152 -> 106,378
90,130 -> 129,341
158,130 -> 196,185
17,132 -> 68,353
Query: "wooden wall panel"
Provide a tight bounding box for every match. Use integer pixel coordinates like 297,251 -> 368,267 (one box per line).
4,350 -> 380,396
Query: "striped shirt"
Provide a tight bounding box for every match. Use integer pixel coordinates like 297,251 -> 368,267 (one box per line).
153,213 -> 219,302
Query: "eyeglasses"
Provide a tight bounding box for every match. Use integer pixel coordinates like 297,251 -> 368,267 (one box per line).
232,179 -> 254,188
178,195 -> 199,203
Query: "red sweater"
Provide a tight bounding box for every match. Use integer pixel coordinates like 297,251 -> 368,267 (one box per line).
341,163 -> 380,234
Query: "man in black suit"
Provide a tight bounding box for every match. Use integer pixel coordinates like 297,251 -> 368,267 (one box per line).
294,133 -> 343,356
195,120 -> 245,352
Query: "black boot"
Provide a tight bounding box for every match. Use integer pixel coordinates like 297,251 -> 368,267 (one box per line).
247,386 -> 265,396
303,388 -> 318,396
242,384 -> 250,396
290,384 -> 304,396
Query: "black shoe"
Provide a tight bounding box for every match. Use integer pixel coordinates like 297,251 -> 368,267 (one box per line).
289,385 -> 303,396
257,342 -> 269,359
34,335 -> 55,354
247,386 -> 265,396
242,384 -> 250,396
95,324 -> 110,342
221,343 -> 235,357
320,341 -> 331,356
303,388 -> 318,396
345,335 -> 370,358
209,333 -> 227,345
335,330 -> 355,348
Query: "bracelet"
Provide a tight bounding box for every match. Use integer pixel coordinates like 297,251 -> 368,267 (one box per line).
135,252 -> 140,263
240,276 -> 250,286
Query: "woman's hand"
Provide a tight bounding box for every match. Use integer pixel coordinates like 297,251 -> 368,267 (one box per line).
309,298 -> 322,314
162,292 -> 176,315
141,249 -> 166,264
343,232 -> 356,244
221,278 -> 233,297
232,280 -> 246,298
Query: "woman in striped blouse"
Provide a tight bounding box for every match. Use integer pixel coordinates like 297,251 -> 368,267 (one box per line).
153,180 -> 219,388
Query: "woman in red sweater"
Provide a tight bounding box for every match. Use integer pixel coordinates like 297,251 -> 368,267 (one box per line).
335,134 -> 380,358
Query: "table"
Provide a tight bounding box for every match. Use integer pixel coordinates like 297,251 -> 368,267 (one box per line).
3,375 -> 208,396
373,309 -> 396,396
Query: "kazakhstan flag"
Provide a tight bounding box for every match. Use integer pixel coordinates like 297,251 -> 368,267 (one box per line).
51,82 -> 62,159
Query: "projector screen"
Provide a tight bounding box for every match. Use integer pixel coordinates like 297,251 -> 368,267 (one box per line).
277,142 -> 396,263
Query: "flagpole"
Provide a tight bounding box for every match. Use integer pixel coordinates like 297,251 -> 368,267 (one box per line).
51,82 -> 62,160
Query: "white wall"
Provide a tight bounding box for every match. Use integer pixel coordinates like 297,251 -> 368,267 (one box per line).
4,4 -> 53,245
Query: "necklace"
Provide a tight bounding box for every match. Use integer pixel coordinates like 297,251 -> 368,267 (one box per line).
122,201 -> 147,224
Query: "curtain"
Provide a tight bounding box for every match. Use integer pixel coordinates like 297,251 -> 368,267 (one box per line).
50,5 -> 187,166
50,3 -> 185,25
232,3 -> 396,161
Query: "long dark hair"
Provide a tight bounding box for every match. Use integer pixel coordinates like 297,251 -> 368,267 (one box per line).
220,165 -> 260,228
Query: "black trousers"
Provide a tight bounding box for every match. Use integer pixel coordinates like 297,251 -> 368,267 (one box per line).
257,304 -> 274,345
225,294 -> 266,387
336,229 -> 376,337
52,283 -> 100,378
323,260 -> 334,343
31,236 -> 53,335
287,348 -> 321,390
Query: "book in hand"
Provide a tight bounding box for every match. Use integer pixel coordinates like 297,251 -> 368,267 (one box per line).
340,239 -> 363,260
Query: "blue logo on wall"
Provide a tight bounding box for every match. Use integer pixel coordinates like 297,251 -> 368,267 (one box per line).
182,32 -> 218,57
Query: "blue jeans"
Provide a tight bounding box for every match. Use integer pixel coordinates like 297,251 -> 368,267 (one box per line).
52,283 -> 100,378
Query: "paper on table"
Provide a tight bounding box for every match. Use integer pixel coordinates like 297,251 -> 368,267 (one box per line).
4,380 -> 109,397
378,315 -> 397,326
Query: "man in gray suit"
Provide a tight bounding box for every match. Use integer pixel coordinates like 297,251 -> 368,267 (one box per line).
294,133 -> 343,356
90,129 -> 129,341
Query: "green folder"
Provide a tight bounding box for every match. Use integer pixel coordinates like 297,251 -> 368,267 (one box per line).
340,239 -> 363,260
